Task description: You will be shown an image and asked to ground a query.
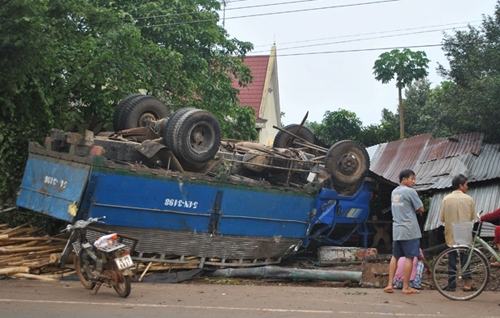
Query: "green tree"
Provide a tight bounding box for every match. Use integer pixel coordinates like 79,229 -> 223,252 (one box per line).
373,48 -> 429,139
435,2 -> 500,143
358,109 -> 399,146
0,0 -> 254,205
308,109 -> 363,145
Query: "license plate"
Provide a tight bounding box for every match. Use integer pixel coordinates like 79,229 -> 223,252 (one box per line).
115,255 -> 134,270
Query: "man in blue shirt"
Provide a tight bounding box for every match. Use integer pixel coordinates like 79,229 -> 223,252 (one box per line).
384,169 -> 424,295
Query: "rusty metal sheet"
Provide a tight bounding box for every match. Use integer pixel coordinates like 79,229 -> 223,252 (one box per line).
369,133 -> 496,191
369,134 -> 432,184
421,132 -> 483,162
424,183 -> 500,231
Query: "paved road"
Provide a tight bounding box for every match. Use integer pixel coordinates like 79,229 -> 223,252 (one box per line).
0,280 -> 498,318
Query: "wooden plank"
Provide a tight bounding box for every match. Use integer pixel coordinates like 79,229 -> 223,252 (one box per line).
0,224 -> 29,235
12,273 -> 57,281
0,245 -> 64,254
0,266 -> 30,275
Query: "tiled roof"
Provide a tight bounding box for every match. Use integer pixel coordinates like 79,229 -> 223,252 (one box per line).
232,55 -> 270,117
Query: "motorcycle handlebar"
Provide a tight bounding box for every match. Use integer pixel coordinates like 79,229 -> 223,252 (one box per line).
62,216 -> 107,232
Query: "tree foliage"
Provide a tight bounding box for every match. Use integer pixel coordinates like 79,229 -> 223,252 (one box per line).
0,0 -> 255,204
308,109 -> 363,146
396,3 -> 500,143
307,108 -> 396,147
435,3 -> 500,143
373,48 -> 429,138
373,49 -> 430,89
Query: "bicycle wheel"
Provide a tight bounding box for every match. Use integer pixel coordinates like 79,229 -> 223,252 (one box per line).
432,246 -> 489,300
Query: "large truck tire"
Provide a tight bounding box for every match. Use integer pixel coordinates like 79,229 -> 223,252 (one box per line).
163,108 -> 221,167
113,94 -> 143,131
113,95 -> 170,131
325,140 -> 369,188
273,124 -> 316,148
163,107 -> 197,152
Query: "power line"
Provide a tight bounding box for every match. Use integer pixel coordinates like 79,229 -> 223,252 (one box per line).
137,0 -> 327,20
252,20 -> 480,48
138,0 -> 400,28
226,0 -> 329,11
251,25 -> 472,54
224,0 -> 253,3
259,43 -> 443,57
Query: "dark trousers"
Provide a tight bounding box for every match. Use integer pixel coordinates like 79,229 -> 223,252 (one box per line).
448,250 -> 471,288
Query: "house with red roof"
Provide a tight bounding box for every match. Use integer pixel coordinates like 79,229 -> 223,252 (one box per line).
232,45 -> 282,145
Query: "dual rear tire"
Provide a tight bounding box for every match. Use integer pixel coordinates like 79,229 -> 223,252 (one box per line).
163,107 -> 221,170
113,96 -> 221,170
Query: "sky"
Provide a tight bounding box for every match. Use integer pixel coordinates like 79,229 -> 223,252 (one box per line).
222,0 -> 498,126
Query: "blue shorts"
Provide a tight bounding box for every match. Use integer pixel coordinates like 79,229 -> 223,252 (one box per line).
393,239 -> 420,258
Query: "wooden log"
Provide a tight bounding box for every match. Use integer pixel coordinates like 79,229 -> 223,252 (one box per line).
148,261 -> 200,271
1,236 -> 67,243
0,240 -> 40,249
49,253 -> 60,264
0,223 -> 29,235
0,234 -> 8,240
26,260 -> 52,269
25,248 -> 64,256
0,256 -> 25,266
4,257 -> 51,267
0,245 -> 64,254
0,227 -> 34,238
0,266 -> 30,275
138,262 -> 153,282
12,273 -> 57,281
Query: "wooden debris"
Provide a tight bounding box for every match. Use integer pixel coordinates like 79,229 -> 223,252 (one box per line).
0,224 -> 66,280
0,266 -> 30,275
0,223 -> 204,282
12,273 -> 58,282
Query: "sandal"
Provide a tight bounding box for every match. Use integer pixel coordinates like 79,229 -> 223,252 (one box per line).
462,286 -> 477,292
383,286 -> 394,293
402,288 -> 420,295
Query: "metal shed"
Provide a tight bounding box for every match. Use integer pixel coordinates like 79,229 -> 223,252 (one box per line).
367,133 -> 500,232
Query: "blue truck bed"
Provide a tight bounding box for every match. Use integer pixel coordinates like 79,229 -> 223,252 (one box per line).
17,141 -> 372,263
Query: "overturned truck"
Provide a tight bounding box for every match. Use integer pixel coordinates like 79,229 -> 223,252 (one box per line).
16,95 -> 373,267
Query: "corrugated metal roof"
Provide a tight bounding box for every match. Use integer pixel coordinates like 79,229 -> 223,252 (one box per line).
421,132 -> 483,161
424,183 -> 500,231
370,134 -> 432,184
369,133 -> 499,190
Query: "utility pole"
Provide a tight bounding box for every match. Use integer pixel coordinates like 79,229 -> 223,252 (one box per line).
222,0 -> 227,27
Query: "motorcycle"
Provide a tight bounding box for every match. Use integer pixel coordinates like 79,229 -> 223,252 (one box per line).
60,217 -> 136,298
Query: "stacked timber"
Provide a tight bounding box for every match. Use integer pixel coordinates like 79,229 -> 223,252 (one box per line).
0,223 -> 73,281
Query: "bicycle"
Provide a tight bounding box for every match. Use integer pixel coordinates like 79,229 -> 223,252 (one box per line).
432,220 -> 500,301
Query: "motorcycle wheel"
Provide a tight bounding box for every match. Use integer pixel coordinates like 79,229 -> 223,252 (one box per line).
75,250 -> 96,290
113,272 -> 131,298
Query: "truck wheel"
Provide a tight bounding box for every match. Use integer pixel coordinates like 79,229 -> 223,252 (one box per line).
113,94 -> 143,131
273,124 -> 315,148
113,95 -> 170,131
325,140 -> 369,187
163,107 -> 197,152
169,109 -> 221,164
